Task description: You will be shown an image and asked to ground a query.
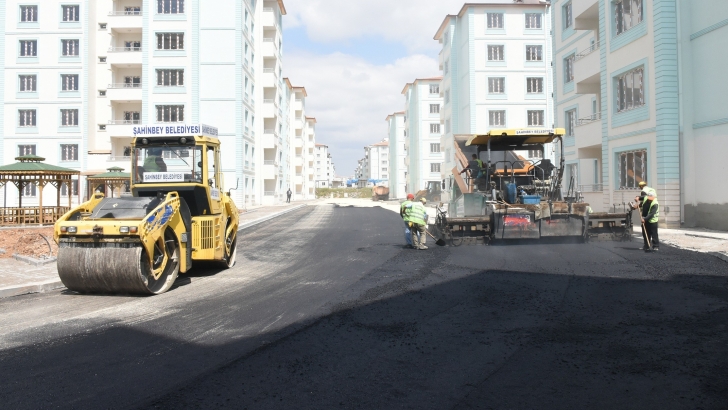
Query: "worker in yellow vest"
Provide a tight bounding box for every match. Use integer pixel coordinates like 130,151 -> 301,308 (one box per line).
641,191 -> 659,252
405,198 -> 429,250
400,193 -> 419,248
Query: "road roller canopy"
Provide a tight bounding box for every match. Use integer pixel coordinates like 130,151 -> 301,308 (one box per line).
463,128 -> 566,150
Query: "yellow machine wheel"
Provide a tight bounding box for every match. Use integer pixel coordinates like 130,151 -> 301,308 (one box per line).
220,221 -> 237,269
57,228 -> 180,295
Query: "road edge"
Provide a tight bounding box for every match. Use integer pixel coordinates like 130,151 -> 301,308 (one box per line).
238,204 -> 307,232
0,280 -> 65,299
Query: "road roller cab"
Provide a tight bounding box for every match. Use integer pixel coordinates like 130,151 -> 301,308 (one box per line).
53,124 -> 239,295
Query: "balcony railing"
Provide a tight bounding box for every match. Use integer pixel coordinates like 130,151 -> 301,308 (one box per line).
263,160 -> 278,166
575,40 -> 600,61
108,47 -> 142,52
576,112 -> 601,126
108,119 -> 141,124
109,11 -> 142,16
263,68 -> 275,73
108,83 -> 142,89
578,184 -> 604,193
264,191 -> 276,196
109,155 -> 131,161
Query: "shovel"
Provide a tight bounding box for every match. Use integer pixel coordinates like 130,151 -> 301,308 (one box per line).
426,230 -> 447,246
641,219 -> 652,251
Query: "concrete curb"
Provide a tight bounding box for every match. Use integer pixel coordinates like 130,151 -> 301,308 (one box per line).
238,204 -> 307,232
12,254 -> 57,266
709,252 -> 728,263
0,280 -> 65,299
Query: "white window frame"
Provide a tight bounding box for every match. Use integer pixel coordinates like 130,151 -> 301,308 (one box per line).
19,40 -> 37,57
156,33 -> 184,50
526,45 -> 543,61
61,74 -> 79,91
62,5 -> 80,22
563,2 -> 573,29
430,123 -> 441,134
615,0 -> 643,36
429,84 -> 439,94
564,54 -> 575,83
618,149 -> 647,189
60,144 -> 78,161
487,13 -> 504,29
19,75 -> 36,92
429,104 -> 440,114
19,110 -> 36,127
430,143 -> 441,153
157,0 -> 184,14
488,77 -> 505,94
61,39 -> 80,57
430,163 -> 441,173
156,105 -> 185,123
565,109 -> 576,136
61,109 -> 78,127
20,5 -> 37,22
156,69 -> 184,86
526,77 -> 543,94
489,110 -> 506,127
18,144 -> 36,156
527,110 -> 545,126
60,180 -> 79,197
525,13 -> 542,29
616,66 -> 644,112
487,45 -> 504,61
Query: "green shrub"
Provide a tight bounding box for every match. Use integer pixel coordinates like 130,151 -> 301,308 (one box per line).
315,187 -> 373,199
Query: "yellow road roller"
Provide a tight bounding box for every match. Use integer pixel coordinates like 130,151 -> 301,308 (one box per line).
54,124 -> 239,295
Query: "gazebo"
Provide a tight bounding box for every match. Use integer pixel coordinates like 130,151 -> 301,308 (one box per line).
86,167 -> 131,199
0,155 -> 80,225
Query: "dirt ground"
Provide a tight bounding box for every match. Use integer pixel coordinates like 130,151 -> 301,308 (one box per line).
0,227 -> 57,259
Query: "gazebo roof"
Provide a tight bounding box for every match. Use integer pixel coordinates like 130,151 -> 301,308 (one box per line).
0,156 -> 80,175
88,167 -> 131,180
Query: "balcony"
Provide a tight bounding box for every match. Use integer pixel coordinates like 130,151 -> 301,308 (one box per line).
107,10 -> 143,30
262,68 -> 277,87
107,47 -> 142,65
574,0 -> 599,31
574,41 -> 600,94
106,83 -> 142,101
575,113 -> 602,148
263,161 -> 278,180
262,129 -> 279,149
293,99 -> 303,110
262,38 -> 277,58
261,7 -> 278,29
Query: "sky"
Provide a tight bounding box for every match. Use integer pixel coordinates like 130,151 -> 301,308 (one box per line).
282,0 -> 467,177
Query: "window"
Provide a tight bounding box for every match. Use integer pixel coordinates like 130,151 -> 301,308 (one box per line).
99,23 -> 107,29
124,41 -> 141,51
123,111 -> 140,124
618,149 -> 647,189
430,123 -> 441,134
156,33 -> 184,50
429,104 -> 440,114
19,75 -> 36,92
19,40 -> 37,57
563,2 -> 573,29
526,45 -> 542,61
527,110 -> 544,126
487,45 -> 504,61
62,5 -> 80,22
125,6 -> 141,15
158,0 -> 184,14
156,105 -> 184,122
61,109 -> 78,126
488,77 -> 505,94
564,54 -> 575,83
525,13 -> 542,29
429,84 -> 439,94
487,13 -> 503,29
61,180 -> 79,197
565,109 -> 576,136
528,149 -> 543,159
526,77 -> 543,93
444,60 -> 449,75
18,144 -> 36,155
124,76 -> 141,87
20,5 -> 37,22
616,67 -> 644,112
60,144 -> 78,161
445,119 -> 451,133
61,74 -> 79,91
61,40 -> 80,56
23,183 -> 37,197
382,168 -> 388,172
444,89 -> 450,104
430,143 -> 441,153
19,110 -> 36,127
156,69 -> 184,86
430,163 -> 441,173
615,0 -> 643,36
489,110 -> 506,127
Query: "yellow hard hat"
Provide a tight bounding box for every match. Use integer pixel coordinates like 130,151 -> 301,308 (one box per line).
420,197 -> 427,203
638,181 -> 647,187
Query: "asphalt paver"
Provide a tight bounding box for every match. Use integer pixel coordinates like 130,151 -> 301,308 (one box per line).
0,204 -> 726,409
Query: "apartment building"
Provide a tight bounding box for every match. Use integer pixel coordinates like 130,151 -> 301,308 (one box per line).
367,139 -> 389,183
552,0 -> 727,229
2,1 -> 89,207
0,0 -> 307,210
301,116 -> 316,198
314,143 -> 335,188
402,78 -> 444,194
434,1 -> 554,201
386,111 -> 406,199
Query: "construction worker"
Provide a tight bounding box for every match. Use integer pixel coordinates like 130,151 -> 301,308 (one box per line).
641,191 -> 659,252
405,197 -> 429,250
633,181 -> 656,210
143,147 -> 167,172
459,154 -> 484,179
400,193 -> 418,247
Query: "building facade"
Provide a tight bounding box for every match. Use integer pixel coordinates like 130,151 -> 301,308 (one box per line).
314,143 -> 334,188
402,78 -> 444,194
435,1 -> 554,201
386,111 -> 406,199
0,0 -> 325,210
552,0 -> 727,228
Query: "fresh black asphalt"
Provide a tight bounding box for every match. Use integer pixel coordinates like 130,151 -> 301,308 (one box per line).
0,204 -> 726,409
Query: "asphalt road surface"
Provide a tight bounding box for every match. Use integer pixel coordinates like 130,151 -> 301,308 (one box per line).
0,204 -> 727,410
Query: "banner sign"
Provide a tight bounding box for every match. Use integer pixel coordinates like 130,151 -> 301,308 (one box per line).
143,172 -> 185,183
132,124 -> 218,138
514,129 -> 555,135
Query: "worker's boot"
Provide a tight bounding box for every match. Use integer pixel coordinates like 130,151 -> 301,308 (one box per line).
418,245 -> 428,250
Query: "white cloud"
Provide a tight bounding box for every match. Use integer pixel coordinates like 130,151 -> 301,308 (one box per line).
284,0 -> 466,54
285,51 -> 439,175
